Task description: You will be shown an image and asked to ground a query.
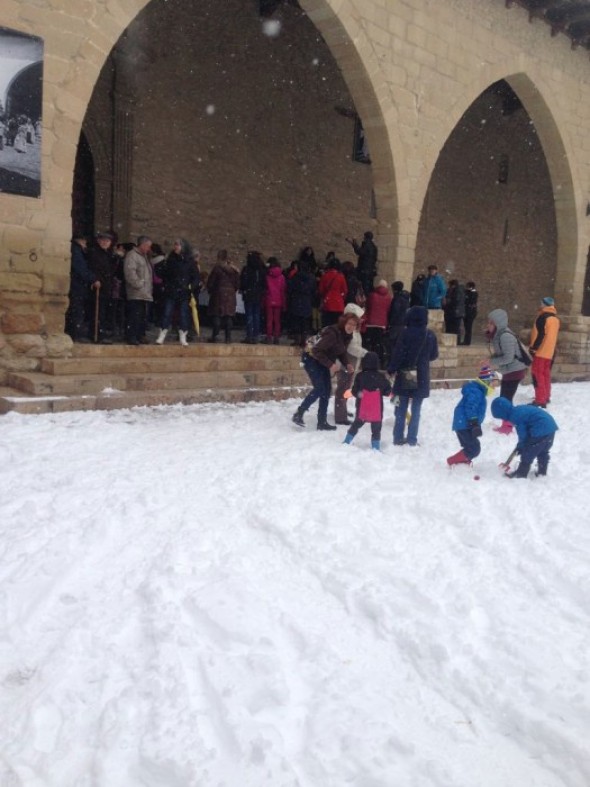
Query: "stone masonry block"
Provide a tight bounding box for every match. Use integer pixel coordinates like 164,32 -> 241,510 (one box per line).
1,314 -> 44,335
0,273 -> 42,294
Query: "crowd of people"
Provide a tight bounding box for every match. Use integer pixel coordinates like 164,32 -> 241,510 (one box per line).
65,230 -> 382,348
293,284 -> 560,478
0,115 -> 40,153
66,229 -> 561,476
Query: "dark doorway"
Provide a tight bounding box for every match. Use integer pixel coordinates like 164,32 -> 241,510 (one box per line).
71,131 -> 95,238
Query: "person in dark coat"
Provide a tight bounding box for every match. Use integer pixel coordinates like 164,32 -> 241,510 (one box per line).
410,274 -> 425,307
387,305 -> 439,446
65,236 -> 100,343
461,281 -> 478,346
343,351 -> 392,451
207,249 -> 240,343
292,313 -> 359,431
287,259 -> 316,347
156,239 -> 200,346
386,281 -> 410,356
342,260 -> 365,307
88,232 -> 116,344
443,279 -> 465,339
346,231 -> 378,296
240,250 -> 266,343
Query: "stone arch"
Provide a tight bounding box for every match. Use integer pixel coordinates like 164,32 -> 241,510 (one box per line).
298,0 -> 401,274
62,0 -> 399,270
415,62 -> 580,316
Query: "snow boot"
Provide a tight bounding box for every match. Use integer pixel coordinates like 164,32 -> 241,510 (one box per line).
371,439 -> 381,451
179,329 -> 188,347
493,420 -> 513,435
317,420 -> 337,431
343,433 -> 354,445
292,410 -> 305,427
155,328 -> 168,345
446,449 -> 471,466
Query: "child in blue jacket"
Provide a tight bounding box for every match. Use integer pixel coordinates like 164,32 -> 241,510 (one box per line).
491,396 -> 558,478
447,364 -> 497,466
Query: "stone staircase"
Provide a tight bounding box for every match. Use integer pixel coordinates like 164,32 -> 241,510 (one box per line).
0,341 -> 310,415
1,331 -> 583,416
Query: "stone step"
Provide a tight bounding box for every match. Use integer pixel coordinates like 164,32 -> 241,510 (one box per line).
71,341 -> 299,359
0,384 -> 308,416
7,368 -> 309,396
41,354 -> 300,376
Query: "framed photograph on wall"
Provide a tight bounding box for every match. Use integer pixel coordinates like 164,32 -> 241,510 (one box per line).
353,116 -> 371,164
0,27 -> 44,198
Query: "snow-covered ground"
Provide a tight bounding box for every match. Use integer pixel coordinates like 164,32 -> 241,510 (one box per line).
1,381 -> 589,787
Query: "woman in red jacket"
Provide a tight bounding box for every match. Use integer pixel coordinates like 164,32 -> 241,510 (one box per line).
319,258 -> 348,328
363,279 -> 392,367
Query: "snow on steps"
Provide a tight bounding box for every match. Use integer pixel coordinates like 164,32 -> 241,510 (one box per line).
0,342 -> 310,415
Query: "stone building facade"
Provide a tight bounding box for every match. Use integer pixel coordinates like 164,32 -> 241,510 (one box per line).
1,0 -> 590,383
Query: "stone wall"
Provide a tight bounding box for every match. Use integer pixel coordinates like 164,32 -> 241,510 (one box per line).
1,0 -> 590,384
82,0 -> 375,268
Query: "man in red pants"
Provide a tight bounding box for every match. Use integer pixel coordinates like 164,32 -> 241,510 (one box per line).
529,297 -> 560,407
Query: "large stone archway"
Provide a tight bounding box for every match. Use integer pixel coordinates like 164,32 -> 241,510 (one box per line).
2,0 -> 590,387
77,0 -> 400,276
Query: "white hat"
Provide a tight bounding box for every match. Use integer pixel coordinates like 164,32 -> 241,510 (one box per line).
343,303 -> 364,318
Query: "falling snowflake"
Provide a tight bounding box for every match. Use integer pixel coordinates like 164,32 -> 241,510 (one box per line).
262,19 -> 281,38
205,104 -> 215,116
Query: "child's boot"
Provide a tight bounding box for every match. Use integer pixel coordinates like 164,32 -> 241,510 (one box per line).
343,433 -> 354,445
178,330 -> 188,347
155,328 -> 168,345
446,449 -> 471,466
371,439 -> 381,451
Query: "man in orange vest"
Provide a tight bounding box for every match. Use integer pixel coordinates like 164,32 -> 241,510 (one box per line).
529,296 -> 560,408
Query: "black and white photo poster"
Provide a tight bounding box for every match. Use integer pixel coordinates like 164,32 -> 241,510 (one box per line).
0,27 -> 43,198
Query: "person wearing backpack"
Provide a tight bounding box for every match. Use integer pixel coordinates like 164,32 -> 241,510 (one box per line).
486,308 -> 528,435
342,352 -> 392,451
387,306 -> 439,446
292,313 -> 359,431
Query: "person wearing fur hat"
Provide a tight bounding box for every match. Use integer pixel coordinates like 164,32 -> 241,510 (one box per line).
387,305 -> 439,446
363,279 -> 392,367
333,302 -> 367,424
529,297 -> 560,408
343,352 -> 392,450
292,312 -> 359,430
491,397 -> 558,478
486,308 -> 528,435
447,364 -> 497,466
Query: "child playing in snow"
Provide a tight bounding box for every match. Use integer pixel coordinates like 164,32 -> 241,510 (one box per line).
447,364 -> 497,466
343,351 -> 392,450
491,396 -> 558,478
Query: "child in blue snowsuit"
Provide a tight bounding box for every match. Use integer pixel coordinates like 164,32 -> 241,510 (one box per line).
491,396 -> 558,478
343,352 -> 392,450
447,364 -> 496,466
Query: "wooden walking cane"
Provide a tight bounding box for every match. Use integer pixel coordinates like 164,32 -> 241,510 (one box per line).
93,284 -> 100,343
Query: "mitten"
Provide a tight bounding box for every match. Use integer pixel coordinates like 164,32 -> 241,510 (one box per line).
469,419 -> 482,438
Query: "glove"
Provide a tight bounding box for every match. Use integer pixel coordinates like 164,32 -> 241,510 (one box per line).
469,419 -> 482,438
